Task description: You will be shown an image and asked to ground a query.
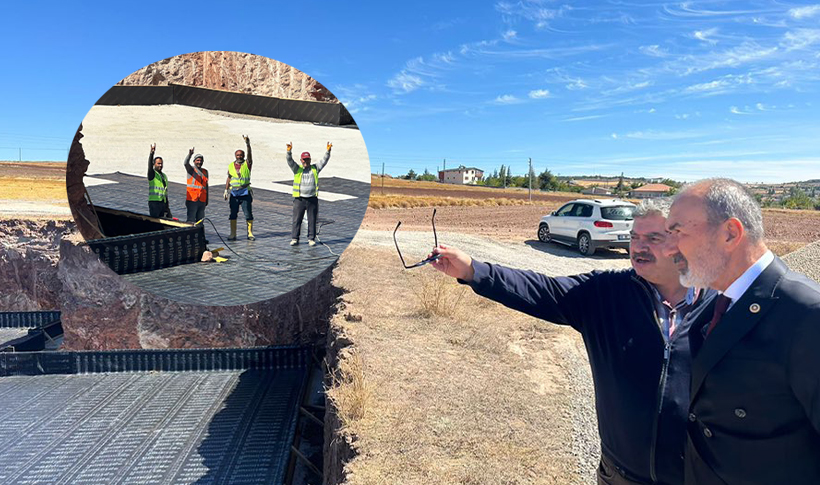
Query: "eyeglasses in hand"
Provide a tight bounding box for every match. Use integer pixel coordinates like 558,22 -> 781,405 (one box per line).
393,208 -> 442,269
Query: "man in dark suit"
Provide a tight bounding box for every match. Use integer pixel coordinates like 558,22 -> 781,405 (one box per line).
664,178 -> 820,484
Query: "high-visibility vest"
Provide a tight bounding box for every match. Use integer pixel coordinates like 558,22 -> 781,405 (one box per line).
186,167 -> 208,202
228,161 -> 251,191
148,171 -> 168,202
293,166 -> 318,197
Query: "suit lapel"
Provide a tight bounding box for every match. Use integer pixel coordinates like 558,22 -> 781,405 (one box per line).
690,257 -> 786,398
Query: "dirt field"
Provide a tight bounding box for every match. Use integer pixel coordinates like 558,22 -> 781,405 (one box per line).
329,241 -> 610,484
366,179 -> 820,255
0,162 -> 70,217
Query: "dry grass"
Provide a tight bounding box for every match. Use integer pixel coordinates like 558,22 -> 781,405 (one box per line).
768,240 -> 807,257
408,270 -> 468,318
328,245 -> 584,484
327,348 -> 374,430
0,178 -> 67,202
369,194 -> 535,209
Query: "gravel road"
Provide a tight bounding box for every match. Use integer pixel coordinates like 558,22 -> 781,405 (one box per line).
352,228 -> 631,482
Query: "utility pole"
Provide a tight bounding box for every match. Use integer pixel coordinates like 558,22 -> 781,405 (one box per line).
381,162 -> 385,195
19,148 -> 22,162
528,157 -> 532,202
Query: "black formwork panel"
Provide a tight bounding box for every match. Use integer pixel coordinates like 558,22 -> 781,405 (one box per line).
84,172 -> 369,306
0,347 -> 310,484
87,223 -> 207,275
278,97 -> 340,124
174,84 -> 283,118
93,84 -> 354,125
96,85 -> 175,106
0,311 -> 61,328
0,329 -> 45,352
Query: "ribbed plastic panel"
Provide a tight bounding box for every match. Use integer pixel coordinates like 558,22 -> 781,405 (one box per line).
0,346 -> 310,484
87,224 -> 207,275
0,346 -> 310,377
0,311 -> 61,328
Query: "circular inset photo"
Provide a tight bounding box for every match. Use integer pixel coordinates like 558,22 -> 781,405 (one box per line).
67,51 -> 370,306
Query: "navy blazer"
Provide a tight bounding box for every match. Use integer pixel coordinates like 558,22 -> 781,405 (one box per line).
685,257 -> 820,484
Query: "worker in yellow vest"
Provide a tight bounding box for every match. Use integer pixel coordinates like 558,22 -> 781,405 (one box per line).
223,135 -> 254,241
287,141 -> 331,246
147,143 -> 172,218
183,147 -> 208,223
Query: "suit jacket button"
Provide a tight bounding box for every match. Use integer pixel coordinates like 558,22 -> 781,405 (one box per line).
703,427 -> 713,438
688,413 -> 697,422
734,408 -> 747,418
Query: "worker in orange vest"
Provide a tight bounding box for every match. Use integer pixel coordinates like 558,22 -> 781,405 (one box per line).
183,147 -> 208,223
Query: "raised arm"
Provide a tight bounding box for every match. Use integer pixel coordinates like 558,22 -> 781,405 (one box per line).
183,147 -> 194,175
285,142 -> 299,173
243,135 -> 252,169
148,143 -> 156,180
315,141 -> 332,172
431,244 -> 598,330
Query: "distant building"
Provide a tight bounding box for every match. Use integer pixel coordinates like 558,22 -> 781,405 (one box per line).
629,183 -> 674,198
581,186 -> 613,196
439,166 -> 484,185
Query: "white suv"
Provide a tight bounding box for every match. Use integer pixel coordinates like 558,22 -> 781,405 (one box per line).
538,199 -> 636,255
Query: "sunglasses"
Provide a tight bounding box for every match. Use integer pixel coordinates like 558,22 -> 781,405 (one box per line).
393,209 -> 442,269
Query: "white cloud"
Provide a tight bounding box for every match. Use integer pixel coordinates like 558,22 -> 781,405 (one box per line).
789,5 -> 820,19
730,106 -> 752,115
648,108 -> 656,113
693,28 -> 719,44
387,72 -> 424,93
567,78 -> 588,90
503,29 -> 517,41
781,29 -> 820,51
640,45 -> 668,57
611,133 -> 618,139
624,130 -> 704,140
684,79 -> 731,93
494,94 -> 521,104
562,114 -> 608,122
528,89 -> 551,99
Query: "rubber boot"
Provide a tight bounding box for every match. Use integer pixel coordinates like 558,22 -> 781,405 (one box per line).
228,220 -> 237,241
247,221 -> 255,241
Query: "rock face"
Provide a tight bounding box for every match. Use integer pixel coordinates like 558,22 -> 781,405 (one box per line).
118,51 -> 339,103
1,219 -> 338,350
65,124 -> 102,241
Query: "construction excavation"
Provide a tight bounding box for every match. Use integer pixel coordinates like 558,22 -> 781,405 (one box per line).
0,51 -> 368,485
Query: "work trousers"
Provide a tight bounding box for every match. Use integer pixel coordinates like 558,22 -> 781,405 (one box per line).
149,200 -> 171,218
292,196 -> 318,241
185,200 -> 206,223
229,194 -> 253,221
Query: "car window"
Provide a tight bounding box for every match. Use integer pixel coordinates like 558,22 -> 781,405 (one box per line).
577,204 -> 593,217
555,204 -> 575,216
601,206 -> 635,221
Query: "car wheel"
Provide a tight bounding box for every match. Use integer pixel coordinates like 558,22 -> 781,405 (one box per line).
538,224 -> 551,243
578,233 -> 595,256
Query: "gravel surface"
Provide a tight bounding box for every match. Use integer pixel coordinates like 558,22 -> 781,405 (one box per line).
352,228 -> 631,482
782,240 -> 820,284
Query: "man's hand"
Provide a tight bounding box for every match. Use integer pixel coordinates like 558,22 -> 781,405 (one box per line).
287,142 -> 292,152
189,147 -> 194,155
243,135 -> 250,145
327,141 -> 332,151
223,189 -> 229,201
150,143 -> 156,153
430,245 -> 475,281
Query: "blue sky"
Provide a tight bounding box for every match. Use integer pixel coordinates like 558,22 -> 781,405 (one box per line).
1,1 -> 818,183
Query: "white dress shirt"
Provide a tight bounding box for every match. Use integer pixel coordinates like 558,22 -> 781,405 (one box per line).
722,250 -> 775,310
